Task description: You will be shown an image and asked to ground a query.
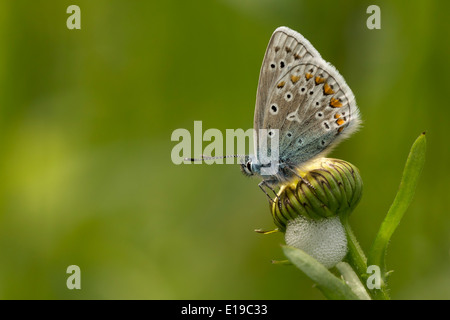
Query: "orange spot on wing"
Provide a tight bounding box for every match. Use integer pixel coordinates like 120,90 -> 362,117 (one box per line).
290,75 -> 300,84
315,76 -> 325,84
330,98 -> 343,108
336,118 -> 345,126
323,83 -> 334,95
334,113 -> 342,119
305,73 -> 313,80
277,81 -> 286,88
337,126 -> 344,134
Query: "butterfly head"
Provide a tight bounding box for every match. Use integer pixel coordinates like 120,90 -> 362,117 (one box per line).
240,155 -> 261,177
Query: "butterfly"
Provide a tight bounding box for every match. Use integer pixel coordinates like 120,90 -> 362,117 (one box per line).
239,27 -> 361,199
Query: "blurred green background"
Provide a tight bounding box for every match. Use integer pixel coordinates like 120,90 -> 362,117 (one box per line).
0,0 -> 448,299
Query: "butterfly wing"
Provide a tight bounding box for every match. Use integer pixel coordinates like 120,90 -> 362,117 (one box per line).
254,27 -> 321,134
254,27 -> 361,178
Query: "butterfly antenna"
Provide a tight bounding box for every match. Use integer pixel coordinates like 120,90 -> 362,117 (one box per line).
184,155 -> 246,162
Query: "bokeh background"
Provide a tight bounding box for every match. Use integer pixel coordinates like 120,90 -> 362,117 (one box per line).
0,0 -> 448,299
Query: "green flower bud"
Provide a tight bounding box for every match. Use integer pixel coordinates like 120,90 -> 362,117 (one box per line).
271,158 -> 363,231
271,158 -> 363,269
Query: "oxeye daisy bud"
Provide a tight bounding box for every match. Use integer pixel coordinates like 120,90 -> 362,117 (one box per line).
271,158 -> 363,268
272,158 -> 362,230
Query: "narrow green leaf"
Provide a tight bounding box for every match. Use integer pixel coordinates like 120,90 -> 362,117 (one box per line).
368,132 -> 427,275
282,245 -> 360,300
335,262 -> 371,300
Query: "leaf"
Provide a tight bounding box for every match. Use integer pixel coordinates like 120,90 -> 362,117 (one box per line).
282,245 -> 360,300
335,262 -> 371,300
368,132 -> 427,275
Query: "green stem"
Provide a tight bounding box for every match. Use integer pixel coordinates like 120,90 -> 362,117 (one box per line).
340,213 -> 390,300
340,213 -> 367,281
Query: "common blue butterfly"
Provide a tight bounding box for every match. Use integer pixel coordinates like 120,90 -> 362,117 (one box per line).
240,27 -> 361,198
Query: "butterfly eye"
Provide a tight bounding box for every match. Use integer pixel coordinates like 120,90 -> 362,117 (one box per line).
240,160 -> 253,177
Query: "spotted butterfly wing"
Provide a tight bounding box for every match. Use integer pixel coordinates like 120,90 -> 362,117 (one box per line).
254,27 -> 321,140
254,27 -> 361,181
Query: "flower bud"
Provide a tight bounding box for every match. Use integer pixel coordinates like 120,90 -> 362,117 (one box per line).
271,158 -> 362,231
271,158 -> 363,268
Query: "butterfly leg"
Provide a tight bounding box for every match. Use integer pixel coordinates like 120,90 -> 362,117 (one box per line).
258,180 -> 278,203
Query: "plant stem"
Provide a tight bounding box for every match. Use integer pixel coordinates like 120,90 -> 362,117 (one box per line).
340,213 -> 390,300
340,214 -> 367,281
